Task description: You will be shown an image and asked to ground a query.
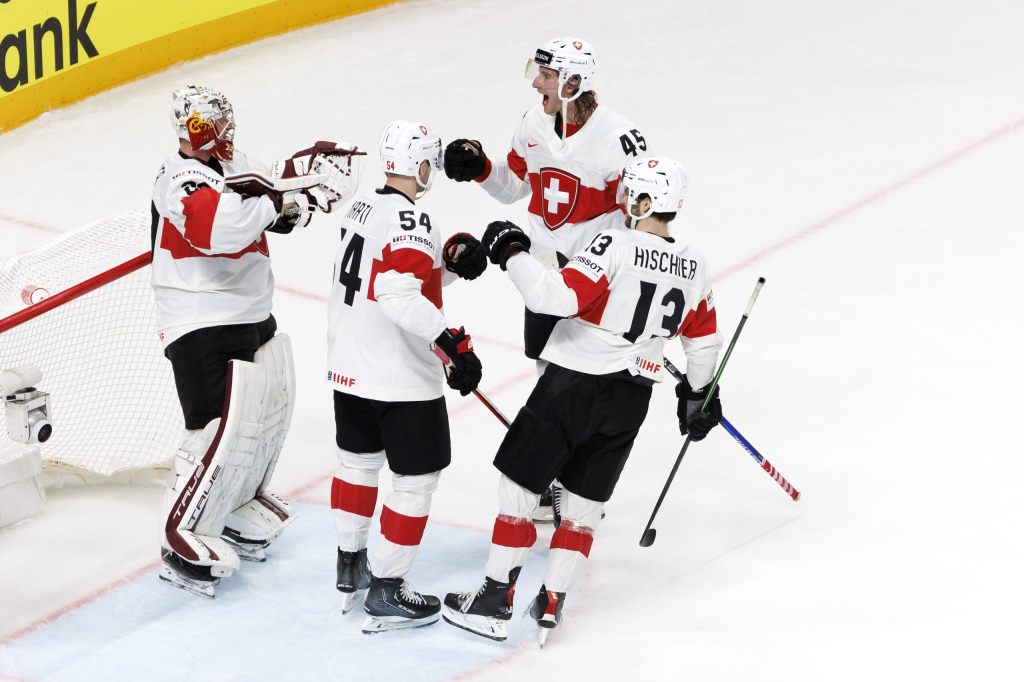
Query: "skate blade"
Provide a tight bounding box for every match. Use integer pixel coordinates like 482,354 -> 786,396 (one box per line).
538,626 -> 550,648
339,589 -> 367,615
361,612 -> 440,635
441,607 -> 509,642
158,566 -> 217,598
233,546 -> 267,562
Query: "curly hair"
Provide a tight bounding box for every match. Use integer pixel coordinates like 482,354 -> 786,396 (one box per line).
570,90 -> 599,124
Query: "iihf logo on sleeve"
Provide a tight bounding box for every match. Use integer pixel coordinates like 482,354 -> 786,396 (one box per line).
327,370 -> 356,387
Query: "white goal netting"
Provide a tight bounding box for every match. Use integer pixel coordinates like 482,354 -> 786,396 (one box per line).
0,211 -> 182,485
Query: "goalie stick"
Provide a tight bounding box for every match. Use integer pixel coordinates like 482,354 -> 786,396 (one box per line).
662,357 -> 801,502
639,277 -> 766,548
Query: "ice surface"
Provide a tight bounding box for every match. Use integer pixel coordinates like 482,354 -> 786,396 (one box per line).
2,0 -> 1023,680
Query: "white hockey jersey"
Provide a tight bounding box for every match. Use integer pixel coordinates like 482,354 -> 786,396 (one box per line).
150,150 -> 279,347
477,105 -> 651,264
506,228 -> 722,386
326,187 -> 457,402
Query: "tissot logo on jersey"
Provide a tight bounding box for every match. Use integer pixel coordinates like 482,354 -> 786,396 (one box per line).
538,167 -> 581,230
393,234 -> 432,249
633,247 -> 697,279
569,255 -> 605,281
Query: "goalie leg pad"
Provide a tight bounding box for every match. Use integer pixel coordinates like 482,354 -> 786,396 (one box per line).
165,357 -> 282,575
222,492 -> 295,562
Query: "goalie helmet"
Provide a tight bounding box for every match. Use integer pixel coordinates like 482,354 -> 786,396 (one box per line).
526,37 -> 598,102
379,120 -> 443,196
171,85 -> 236,161
617,157 -> 688,227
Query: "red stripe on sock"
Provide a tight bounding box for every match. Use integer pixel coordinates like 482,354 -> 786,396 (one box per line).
491,515 -> 538,548
550,522 -> 594,557
330,478 -> 377,517
380,506 -> 428,546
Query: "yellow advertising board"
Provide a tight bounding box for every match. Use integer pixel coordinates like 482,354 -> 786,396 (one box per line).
0,0 -> 392,132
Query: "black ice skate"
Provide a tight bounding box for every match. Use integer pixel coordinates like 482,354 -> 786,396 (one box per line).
526,584 -> 566,648
336,547 -> 371,614
442,567 -> 521,641
158,549 -> 220,598
361,577 -> 441,634
532,485 -> 556,523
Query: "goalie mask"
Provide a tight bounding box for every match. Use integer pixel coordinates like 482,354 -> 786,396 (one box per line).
617,157 -> 688,228
379,120 -> 443,197
525,37 -> 598,103
171,85 -> 236,161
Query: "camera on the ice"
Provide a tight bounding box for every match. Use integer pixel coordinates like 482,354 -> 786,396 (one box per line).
1,365 -> 53,444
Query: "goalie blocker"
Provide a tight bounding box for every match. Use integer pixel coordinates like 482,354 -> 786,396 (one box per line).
160,334 -> 297,597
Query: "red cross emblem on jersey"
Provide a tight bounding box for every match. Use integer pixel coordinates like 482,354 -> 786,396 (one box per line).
572,41 -> 583,50
537,167 -> 581,230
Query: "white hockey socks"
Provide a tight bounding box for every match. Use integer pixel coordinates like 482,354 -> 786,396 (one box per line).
331,447 -> 385,552
372,470 -> 439,579
484,475 -> 540,584
543,489 -> 603,593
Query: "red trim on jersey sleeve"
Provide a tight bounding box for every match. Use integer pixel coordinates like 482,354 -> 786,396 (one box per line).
491,514 -> 538,548
159,218 -> 269,260
380,506 -> 428,546
330,477 -> 378,518
562,268 -> 610,323
550,522 -> 594,557
507,149 -> 527,181
474,157 -> 493,182
367,245 -> 443,308
678,298 -> 718,339
180,186 -> 220,250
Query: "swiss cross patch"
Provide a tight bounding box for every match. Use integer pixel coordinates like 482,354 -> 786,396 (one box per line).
537,167 -> 581,230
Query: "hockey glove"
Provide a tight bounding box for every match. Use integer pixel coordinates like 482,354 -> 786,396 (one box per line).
443,233 -> 488,280
444,139 -> 487,182
482,220 -> 531,270
434,327 -> 483,396
675,375 -> 722,442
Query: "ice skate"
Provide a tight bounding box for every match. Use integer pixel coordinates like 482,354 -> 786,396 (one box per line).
526,584 -> 565,649
442,567 -> 521,642
362,577 -> 441,634
336,547 -> 371,614
532,485 -> 556,523
158,549 -> 219,598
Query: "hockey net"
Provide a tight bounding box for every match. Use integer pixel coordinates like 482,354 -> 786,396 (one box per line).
0,211 -> 182,486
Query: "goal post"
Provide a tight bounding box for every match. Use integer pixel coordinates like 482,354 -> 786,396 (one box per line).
0,211 -> 183,486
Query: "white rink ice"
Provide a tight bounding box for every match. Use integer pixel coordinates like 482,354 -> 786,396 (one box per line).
2,0 -> 1023,679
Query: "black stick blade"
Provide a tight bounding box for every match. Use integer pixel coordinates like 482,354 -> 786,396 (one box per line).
639,528 -> 657,547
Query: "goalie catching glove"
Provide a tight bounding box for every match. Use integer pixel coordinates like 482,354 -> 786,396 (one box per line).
273,140 -> 365,213
444,139 -> 487,182
675,375 -> 722,442
434,327 -> 483,396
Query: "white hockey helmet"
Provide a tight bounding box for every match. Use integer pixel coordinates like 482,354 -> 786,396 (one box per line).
378,120 -> 443,196
525,37 -> 598,102
617,157 -> 689,226
171,85 -> 235,161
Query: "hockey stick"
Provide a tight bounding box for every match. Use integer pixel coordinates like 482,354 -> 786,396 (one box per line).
431,346 -> 512,428
662,357 -> 801,501
639,277 -> 766,548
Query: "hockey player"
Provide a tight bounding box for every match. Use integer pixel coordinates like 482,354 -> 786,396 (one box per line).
443,36 -> 652,521
442,157 -> 723,646
153,85 -> 360,597
327,120 -> 485,634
